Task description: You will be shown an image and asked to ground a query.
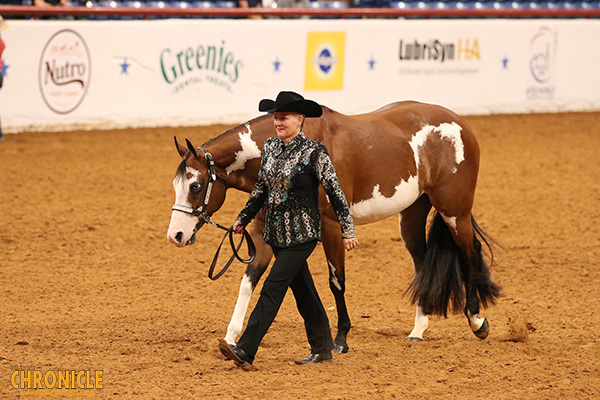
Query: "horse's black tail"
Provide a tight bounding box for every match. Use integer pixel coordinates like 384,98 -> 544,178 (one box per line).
408,212 -> 501,317
470,216 -> 502,309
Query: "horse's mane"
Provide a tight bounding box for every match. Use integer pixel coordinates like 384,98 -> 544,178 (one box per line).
321,105 -> 337,114
201,115 -> 267,147
201,106 -> 341,147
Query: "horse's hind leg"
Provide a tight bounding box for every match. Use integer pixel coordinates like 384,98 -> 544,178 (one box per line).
455,216 -> 500,339
443,214 -> 487,337
322,218 -> 351,353
439,212 -> 499,339
399,195 -> 432,341
423,182 -> 500,338
224,213 -> 273,344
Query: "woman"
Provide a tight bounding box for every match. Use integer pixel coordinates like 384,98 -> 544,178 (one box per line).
218,91 -> 358,368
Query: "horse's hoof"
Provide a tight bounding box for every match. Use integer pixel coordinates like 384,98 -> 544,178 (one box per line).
407,336 -> 424,342
334,343 -> 349,354
473,318 -> 490,340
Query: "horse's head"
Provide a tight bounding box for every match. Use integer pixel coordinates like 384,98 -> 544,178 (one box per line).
167,137 -> 227,247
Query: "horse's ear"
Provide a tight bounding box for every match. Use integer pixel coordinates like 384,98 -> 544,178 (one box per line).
185,138 -> 199,159
174,136 -> 188,158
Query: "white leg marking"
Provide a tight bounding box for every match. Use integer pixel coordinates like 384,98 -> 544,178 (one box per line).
328,260 -> 342,291
350,177 -> 420,223
440,212 -> 458,236
409,304 -> 430,340
224,274 -> 254,344
467,310 -> 485,332
225,124 -> 262,175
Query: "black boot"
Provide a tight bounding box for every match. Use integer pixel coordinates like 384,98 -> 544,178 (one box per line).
218,339 -> 254,370
294,351 -> 333,365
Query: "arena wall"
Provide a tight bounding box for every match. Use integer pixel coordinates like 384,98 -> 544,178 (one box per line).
1,18 -> 599,132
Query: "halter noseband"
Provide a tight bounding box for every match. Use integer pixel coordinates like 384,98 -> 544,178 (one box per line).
171,148 -> 225,228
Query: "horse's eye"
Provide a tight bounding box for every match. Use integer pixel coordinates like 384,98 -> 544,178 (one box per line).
190,182 -> 202,193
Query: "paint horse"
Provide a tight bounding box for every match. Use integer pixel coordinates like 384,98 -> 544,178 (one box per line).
167,101 -> 501,353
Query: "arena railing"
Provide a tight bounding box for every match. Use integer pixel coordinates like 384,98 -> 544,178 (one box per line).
1,4 -> 599,18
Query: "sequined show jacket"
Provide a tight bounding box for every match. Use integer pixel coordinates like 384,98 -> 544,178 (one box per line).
236,132 -> 356,248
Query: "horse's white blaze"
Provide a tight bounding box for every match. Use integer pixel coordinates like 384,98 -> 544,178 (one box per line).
173,166 -> 200,203
225,125 -> 262,175
328,260 -> 342,291
411,122 -> 465,173
408,304 -> 430,340
467,310 -> 485,332
225,274 -> 254,344
167,167 -> 200,246
350,176 -> 420,224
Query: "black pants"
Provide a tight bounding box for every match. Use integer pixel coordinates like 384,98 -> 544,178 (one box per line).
236,240 -> 334,362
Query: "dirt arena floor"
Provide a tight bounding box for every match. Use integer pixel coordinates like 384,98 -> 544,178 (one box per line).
1,112 -> 599,399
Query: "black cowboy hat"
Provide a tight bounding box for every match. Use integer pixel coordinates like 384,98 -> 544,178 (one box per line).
258,91 -> 323,118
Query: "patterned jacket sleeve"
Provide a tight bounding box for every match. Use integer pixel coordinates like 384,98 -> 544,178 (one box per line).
236,142 -> 269,227
315,145 -> 356,239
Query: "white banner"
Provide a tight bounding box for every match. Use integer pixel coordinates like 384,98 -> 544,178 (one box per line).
1,18 -> 599,132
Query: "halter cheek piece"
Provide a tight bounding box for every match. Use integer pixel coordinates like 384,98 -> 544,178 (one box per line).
171,147 -> 255,280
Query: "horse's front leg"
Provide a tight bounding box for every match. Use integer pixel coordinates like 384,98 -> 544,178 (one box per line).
224,213 -> 273,344
321,218 -> 351,354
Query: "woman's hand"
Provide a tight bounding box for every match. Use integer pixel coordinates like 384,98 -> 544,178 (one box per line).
343,237 -> 358,251
232,220 -> 245,234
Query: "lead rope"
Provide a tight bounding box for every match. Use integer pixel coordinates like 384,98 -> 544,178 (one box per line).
206,219 -> 256,281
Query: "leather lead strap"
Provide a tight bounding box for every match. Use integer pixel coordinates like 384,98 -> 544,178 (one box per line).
208,226 -> 256,281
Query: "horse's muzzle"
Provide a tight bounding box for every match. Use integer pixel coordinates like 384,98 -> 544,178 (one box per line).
186,232 -> 197,245
169,230 -> 197,247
